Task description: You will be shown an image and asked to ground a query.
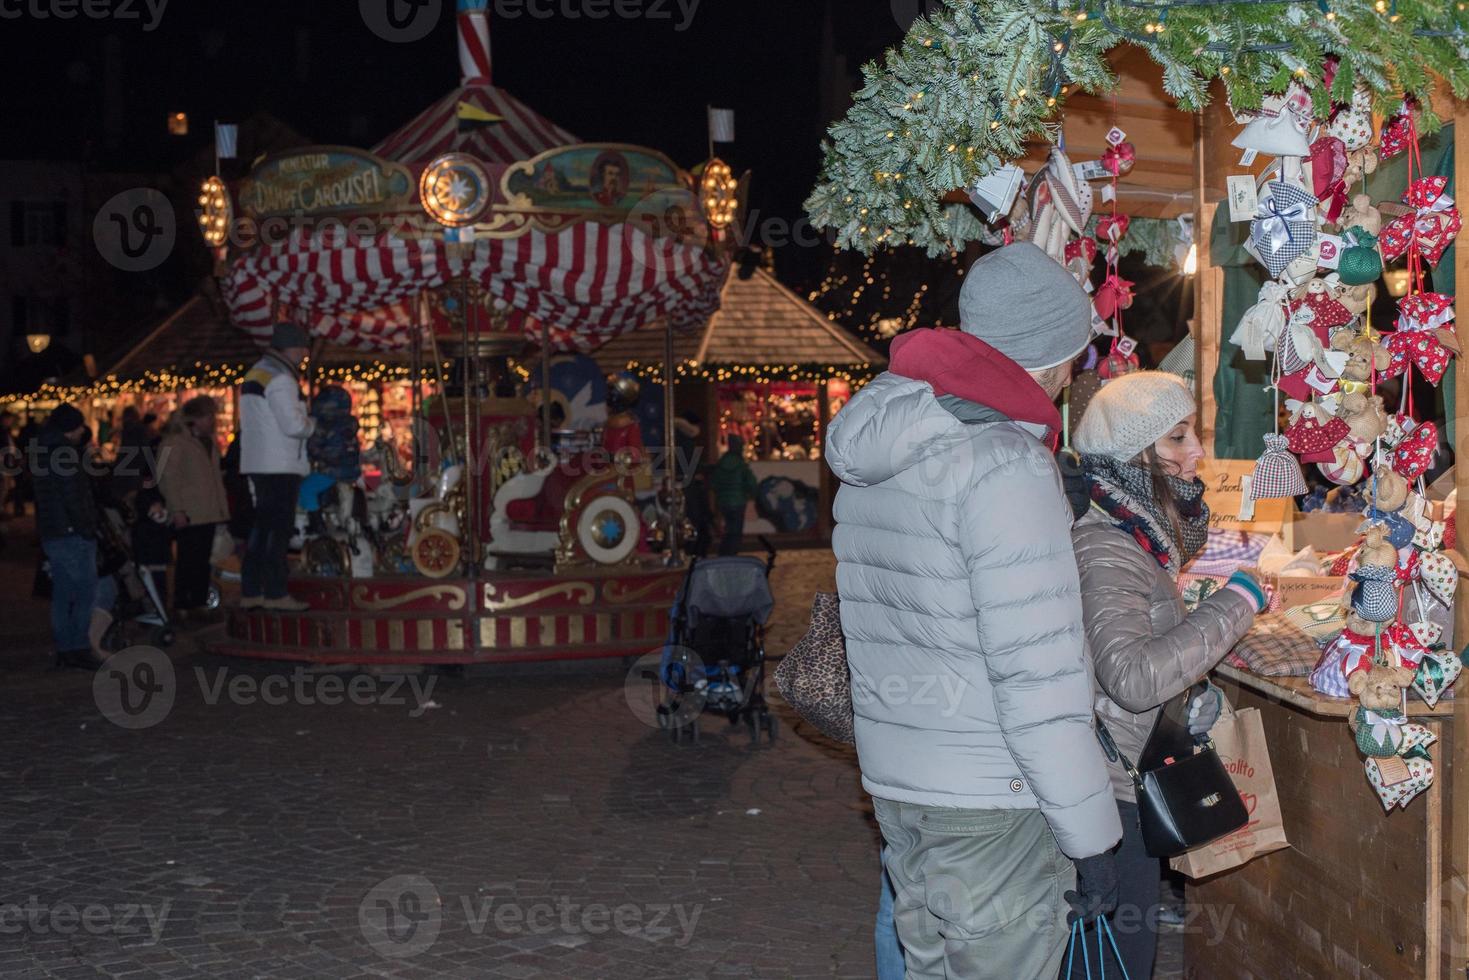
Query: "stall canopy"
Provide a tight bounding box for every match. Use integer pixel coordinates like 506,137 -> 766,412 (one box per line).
591,266 -> 885,375
100,293 -> 409,385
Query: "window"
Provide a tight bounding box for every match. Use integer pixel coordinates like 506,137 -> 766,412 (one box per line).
8,202 -> 67,247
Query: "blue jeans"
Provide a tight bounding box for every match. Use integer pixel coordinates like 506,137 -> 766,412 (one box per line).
43,535 -> 97,652
876,846 -> 906,980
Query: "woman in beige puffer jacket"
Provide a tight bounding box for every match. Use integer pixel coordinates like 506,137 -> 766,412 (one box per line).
1066,372 -> 1265,979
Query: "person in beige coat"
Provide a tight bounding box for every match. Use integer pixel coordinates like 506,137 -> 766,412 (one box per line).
1068,372 -> 1266,979
157,396 -> 231,620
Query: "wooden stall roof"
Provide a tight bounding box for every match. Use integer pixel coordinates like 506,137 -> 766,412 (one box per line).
592,267 -> 886,372
944,46 -> 1198,219
103,293 -> 409,380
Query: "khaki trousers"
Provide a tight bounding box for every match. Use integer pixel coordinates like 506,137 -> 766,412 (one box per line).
873,798 -> 1075,980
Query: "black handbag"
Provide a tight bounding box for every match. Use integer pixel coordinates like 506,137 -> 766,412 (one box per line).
1095,683 -> 1249,858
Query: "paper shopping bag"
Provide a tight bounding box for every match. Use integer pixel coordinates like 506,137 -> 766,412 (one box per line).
1169,707 -> 1291,879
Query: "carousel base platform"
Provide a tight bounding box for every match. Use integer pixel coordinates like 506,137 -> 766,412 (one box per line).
211,563 -> 685,665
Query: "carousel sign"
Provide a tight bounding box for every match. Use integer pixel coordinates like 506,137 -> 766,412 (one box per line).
237,147 -> 414,219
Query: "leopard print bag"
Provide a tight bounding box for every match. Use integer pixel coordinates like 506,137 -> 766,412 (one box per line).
772,592 -> 854,743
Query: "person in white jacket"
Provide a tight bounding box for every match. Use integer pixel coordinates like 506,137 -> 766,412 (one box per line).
828,243 -> 1121,980
238,323 -> 314,610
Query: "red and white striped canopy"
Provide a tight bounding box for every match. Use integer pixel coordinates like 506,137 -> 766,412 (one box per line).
222,220 -> 728,353
373,84 -> 579,171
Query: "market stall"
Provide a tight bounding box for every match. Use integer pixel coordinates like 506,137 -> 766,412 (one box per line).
810,2 -> 1469,974
591,262 -> 884,542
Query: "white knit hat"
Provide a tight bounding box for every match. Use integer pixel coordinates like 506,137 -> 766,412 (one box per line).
1072,371 -> 1197,461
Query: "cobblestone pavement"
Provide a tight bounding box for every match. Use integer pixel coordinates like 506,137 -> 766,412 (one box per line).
1,522 -> 1182,979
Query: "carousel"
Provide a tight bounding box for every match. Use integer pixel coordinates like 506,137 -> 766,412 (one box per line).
209,0 -> 739,664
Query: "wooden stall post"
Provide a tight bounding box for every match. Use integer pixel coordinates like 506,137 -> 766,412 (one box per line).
1449,93 -> 1469,978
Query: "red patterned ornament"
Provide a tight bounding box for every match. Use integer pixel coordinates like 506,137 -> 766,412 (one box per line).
1380,177 -> 1462,266
1093,274 -> 1135,322
1380,113 -> 1414,159
1385,331 -> 1453,385
1393,421 -> 1439,480
1098,348 -> 1140,380
1285,411 -> 1351,463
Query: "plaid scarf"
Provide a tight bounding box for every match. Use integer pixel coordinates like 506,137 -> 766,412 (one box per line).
1082,455 -> 1209,577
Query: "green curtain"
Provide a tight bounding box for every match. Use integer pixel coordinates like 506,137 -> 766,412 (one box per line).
1210,124 -> 1456,458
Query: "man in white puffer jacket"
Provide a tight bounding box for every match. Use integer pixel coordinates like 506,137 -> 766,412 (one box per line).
238,322 -> 315,611
827,242 -> 1121,979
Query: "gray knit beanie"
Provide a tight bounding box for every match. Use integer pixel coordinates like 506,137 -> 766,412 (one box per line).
1072,371 -> 1197,461
959,242 -> 1094,370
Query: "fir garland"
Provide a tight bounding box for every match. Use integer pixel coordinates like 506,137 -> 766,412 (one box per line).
806,0 -> 1469,256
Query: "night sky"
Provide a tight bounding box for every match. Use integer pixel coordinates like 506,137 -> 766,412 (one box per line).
1,0 -> 915,285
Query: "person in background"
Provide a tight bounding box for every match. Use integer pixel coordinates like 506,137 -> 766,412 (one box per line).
158,395 -> 231,622
238,323 -> 315,611
828,242 -> 1121,979
113,406 -> 151,496
32,403 -> 106,669
1068,372 -> 1265,978
222,429 -> 255,549
710,434 -> 757,556
14,414 -> 40,517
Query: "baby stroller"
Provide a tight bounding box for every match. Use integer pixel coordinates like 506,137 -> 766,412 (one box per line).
97,503 -> 176,649
651,539 -> 777,745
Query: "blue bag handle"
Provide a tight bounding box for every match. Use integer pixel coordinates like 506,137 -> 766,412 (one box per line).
1064,916 -> 1131,980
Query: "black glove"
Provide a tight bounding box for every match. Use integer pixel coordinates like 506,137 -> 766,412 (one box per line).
1055,448 -> 1090,520
1065,851 -> 1119,925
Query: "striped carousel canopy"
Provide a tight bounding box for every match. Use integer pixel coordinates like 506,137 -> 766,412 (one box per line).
217,0 -> 728,355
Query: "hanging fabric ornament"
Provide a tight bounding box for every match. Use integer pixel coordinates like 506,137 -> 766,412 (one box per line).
1043,147 -> 1093,235
1229,281 -> 1291,361
1311,626 -> 1375,697
1366,754 -> 1435,812
1385,331 -> 1453,385
1025,178 -> 1068,265
1335,227 -> 1382,286
1326,85 -> 1374,151
1380,107 -> 1416,159
1232,84 -> 1313,157
1318,442 -> 1365,485
1251,181 -> 1319,279
1379,177 -> 1463,266
1362,505 -> 1416,550
1289,285 -> 1355,345
1310,136 -> 1350,223
1101,141 -> 1136,177
1063,237 -> 1096,287
1251,434 -> 1309,499
1093,273 -> 1135,322
1392,420 -> 1439,480
1097,347 -> 1140,380
1413,650 -> 1462,708
1349,560 -> 1400,623
1284,406 -> 1350,463
1382,412 -> 1416,450
1382,621 -> 1430,671
1398,292 -> 1457,334
1415,549 -> 1459,607
1095,213 -> 1130,254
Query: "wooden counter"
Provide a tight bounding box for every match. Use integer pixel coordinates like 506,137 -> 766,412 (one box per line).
1185,666 -> 1458,979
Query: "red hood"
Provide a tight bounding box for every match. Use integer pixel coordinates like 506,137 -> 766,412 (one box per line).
889,328 -> 1062,439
